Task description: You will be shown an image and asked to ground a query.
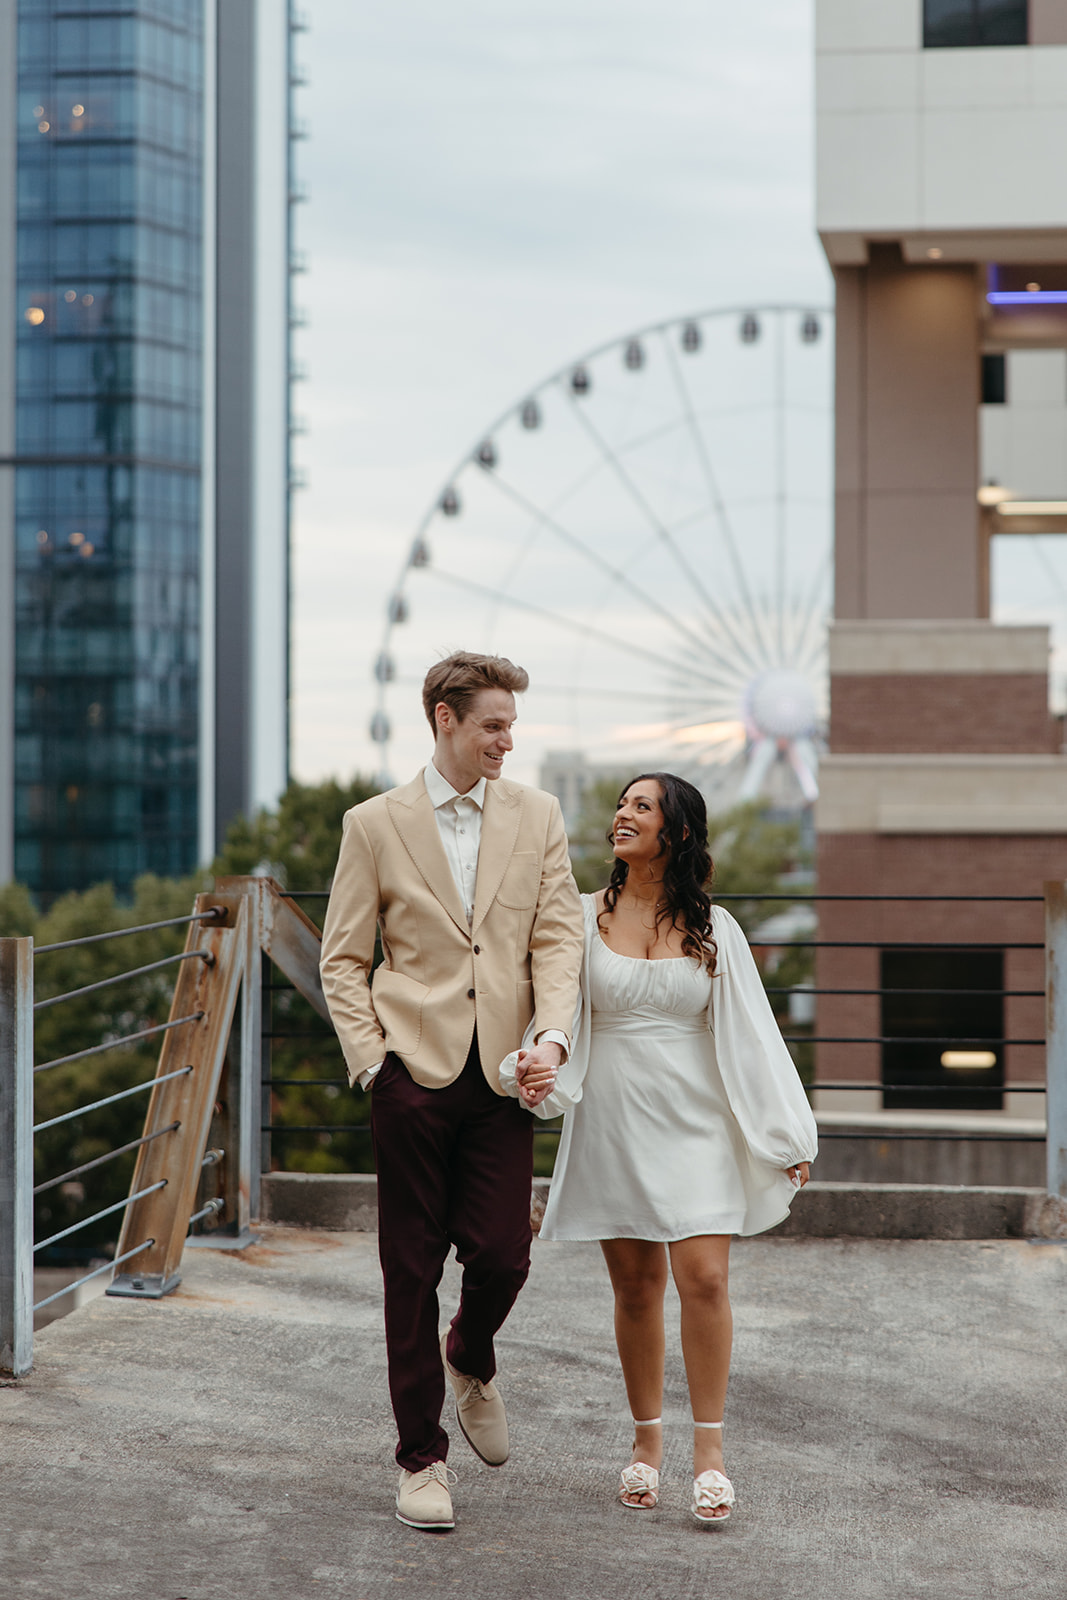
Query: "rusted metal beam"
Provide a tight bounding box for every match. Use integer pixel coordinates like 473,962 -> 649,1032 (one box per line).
0,938 -> 33,1375
1046,883 -> 1067,1200
109,894 -> 247,1298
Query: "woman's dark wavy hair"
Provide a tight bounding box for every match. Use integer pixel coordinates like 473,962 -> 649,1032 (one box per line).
598,772 -> 717,972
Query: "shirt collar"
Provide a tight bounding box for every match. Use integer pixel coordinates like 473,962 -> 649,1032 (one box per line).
424,761 -> 486,812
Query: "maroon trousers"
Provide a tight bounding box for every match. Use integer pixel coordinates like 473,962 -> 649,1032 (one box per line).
370,1035 -> 534,1471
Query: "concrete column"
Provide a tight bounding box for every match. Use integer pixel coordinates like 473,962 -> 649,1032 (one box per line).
834,245 -> 982,621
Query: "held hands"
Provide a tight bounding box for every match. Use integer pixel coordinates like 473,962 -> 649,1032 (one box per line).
786,1162 -> 811,1190
515,1041 -> 563,1109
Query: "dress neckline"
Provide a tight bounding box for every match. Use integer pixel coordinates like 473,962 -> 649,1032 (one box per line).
595,936 -> 693,965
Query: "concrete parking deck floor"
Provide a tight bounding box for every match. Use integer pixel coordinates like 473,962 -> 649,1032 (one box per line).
2,1227 -> 1065,1600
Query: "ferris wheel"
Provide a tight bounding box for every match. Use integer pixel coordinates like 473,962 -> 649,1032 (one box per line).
371,304 -> 834,812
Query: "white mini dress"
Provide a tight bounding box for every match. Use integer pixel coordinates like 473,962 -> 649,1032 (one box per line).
501,896 -> 818,1241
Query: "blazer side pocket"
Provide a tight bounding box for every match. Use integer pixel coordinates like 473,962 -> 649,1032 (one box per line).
371,967 -> 430,1060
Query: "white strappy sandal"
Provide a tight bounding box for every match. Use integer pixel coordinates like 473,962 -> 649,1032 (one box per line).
617,1416 -> 661,1509
691,1421 -> 735,1525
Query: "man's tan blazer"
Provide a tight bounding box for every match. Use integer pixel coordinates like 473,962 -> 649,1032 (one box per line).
319,772 -> 584,1092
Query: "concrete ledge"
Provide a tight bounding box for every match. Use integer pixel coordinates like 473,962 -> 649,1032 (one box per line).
259,1172 -> 379,1231
259,1172 -> 1067,1241
771,1182 -> 1067,1240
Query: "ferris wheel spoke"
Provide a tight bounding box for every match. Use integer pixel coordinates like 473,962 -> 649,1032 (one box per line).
789,548 -> 833,673
478,469 -> 740,671
1025,535 -> 1067,608
423,566 -> 732,688
559,380 -> 769,675
659,329 -> 780,666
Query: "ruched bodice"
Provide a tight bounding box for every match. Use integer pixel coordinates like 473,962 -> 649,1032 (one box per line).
588,939 -> 712,1027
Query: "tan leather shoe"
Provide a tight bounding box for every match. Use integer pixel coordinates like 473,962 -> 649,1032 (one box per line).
440,1331 -> 510,1466
395,1462 -> 456,1531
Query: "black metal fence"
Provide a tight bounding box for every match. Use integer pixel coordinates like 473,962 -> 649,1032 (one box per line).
257,890 -> 1048,1178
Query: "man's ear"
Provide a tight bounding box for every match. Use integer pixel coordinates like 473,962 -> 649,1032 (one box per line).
434,701 -> 453,735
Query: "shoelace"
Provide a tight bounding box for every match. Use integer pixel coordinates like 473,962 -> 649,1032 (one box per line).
457,1375 -> 492,1405
413,1462 -> 458,1489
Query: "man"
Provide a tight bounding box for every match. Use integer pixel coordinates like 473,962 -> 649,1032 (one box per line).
320,651 -> 583,1532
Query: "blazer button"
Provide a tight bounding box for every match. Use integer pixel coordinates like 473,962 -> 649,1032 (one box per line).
467,988 -> 475,999
473,945 -> 480,954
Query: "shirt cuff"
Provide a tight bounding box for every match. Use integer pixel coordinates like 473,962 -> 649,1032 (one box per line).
535,1029 -> 570,1062
358,1060 -> 384,1091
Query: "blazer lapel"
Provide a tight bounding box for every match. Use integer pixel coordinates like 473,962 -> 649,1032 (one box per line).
387,775 -> 470,937
471,781 -> 523,935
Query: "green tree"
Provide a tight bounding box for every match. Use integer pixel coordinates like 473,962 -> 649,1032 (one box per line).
212,774 -> 379,892
212,774 -> 382,1176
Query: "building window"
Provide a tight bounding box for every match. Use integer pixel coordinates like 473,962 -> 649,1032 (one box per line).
881,949 -> 1004,1110
924,0 -> 1029,47
981,353 -> 1007,404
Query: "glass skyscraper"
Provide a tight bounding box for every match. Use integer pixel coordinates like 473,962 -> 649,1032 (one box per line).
0,0 -> 296,900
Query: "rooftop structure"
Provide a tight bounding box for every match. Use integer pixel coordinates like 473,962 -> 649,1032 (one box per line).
815,0 -> 1067,1116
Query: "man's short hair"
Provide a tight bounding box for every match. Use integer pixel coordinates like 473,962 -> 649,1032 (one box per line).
422,651 -> 530,732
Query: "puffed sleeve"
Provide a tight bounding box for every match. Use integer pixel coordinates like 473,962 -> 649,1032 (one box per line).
499,896 -> 593,1119
709,906 -> 818,1169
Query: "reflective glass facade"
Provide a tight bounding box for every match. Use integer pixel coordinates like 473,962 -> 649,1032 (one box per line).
14,0 -> 203,894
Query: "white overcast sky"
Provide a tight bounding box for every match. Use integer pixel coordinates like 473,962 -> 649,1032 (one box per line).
290,0 -> 832,786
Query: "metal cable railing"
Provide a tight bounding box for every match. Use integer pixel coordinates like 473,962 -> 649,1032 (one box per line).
20,906 -> 228,1321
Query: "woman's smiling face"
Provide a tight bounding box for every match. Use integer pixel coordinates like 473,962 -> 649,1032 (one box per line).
611,779 -> 666,865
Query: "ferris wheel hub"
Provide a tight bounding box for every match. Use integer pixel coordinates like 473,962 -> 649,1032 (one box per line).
743,668 -> 818,742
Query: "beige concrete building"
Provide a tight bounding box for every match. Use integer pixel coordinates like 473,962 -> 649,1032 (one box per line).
815,0 -> 1067,1115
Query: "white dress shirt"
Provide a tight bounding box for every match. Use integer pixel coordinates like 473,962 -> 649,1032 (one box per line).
356,762 -> 567,1088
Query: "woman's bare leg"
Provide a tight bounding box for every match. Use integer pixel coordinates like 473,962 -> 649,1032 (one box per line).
600,1238 -> 669,1505
668,1235 -> 733,1501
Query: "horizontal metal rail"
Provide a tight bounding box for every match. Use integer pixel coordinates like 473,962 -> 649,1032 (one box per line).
34,1180 -> 168,1254
783,1036 -> 1043,1045
33,950 -> 213,1012
34,907 -> 224,956
750,940 -> 1044,949
264,1031 -> 338,1040
33,1065 -> 193,1133
816,1130 -> 1044,1142
265,1077 -> 347,1087
263,1124 -> 369,1135
34,1011 -> 204,1074
32,1237 -> 154,1314
814,1081 -> 1044,1094
33,1121 -> 181,1196
767,987 -> 1045,997
714,893 -> 1043,902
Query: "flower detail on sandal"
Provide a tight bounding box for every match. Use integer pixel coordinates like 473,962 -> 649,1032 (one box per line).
691,1468 -> 735,1525
618,1461 -> 660,1508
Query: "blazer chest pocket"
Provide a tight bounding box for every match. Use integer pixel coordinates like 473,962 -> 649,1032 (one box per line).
496,850 -> 540,909
371,967 -> 429,1057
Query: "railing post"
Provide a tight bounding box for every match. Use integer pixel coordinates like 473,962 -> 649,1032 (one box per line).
0,937 -> 34,1375
236,882 -> 263,1228
1045,883 -> 1067,1199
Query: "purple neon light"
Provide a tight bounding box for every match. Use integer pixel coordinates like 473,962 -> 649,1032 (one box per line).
987,290 -> 1067,305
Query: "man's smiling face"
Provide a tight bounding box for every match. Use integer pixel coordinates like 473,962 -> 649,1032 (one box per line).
435,688 -> 517,790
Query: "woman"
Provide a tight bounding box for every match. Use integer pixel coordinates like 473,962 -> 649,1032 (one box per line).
502,773 -> 817,1526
